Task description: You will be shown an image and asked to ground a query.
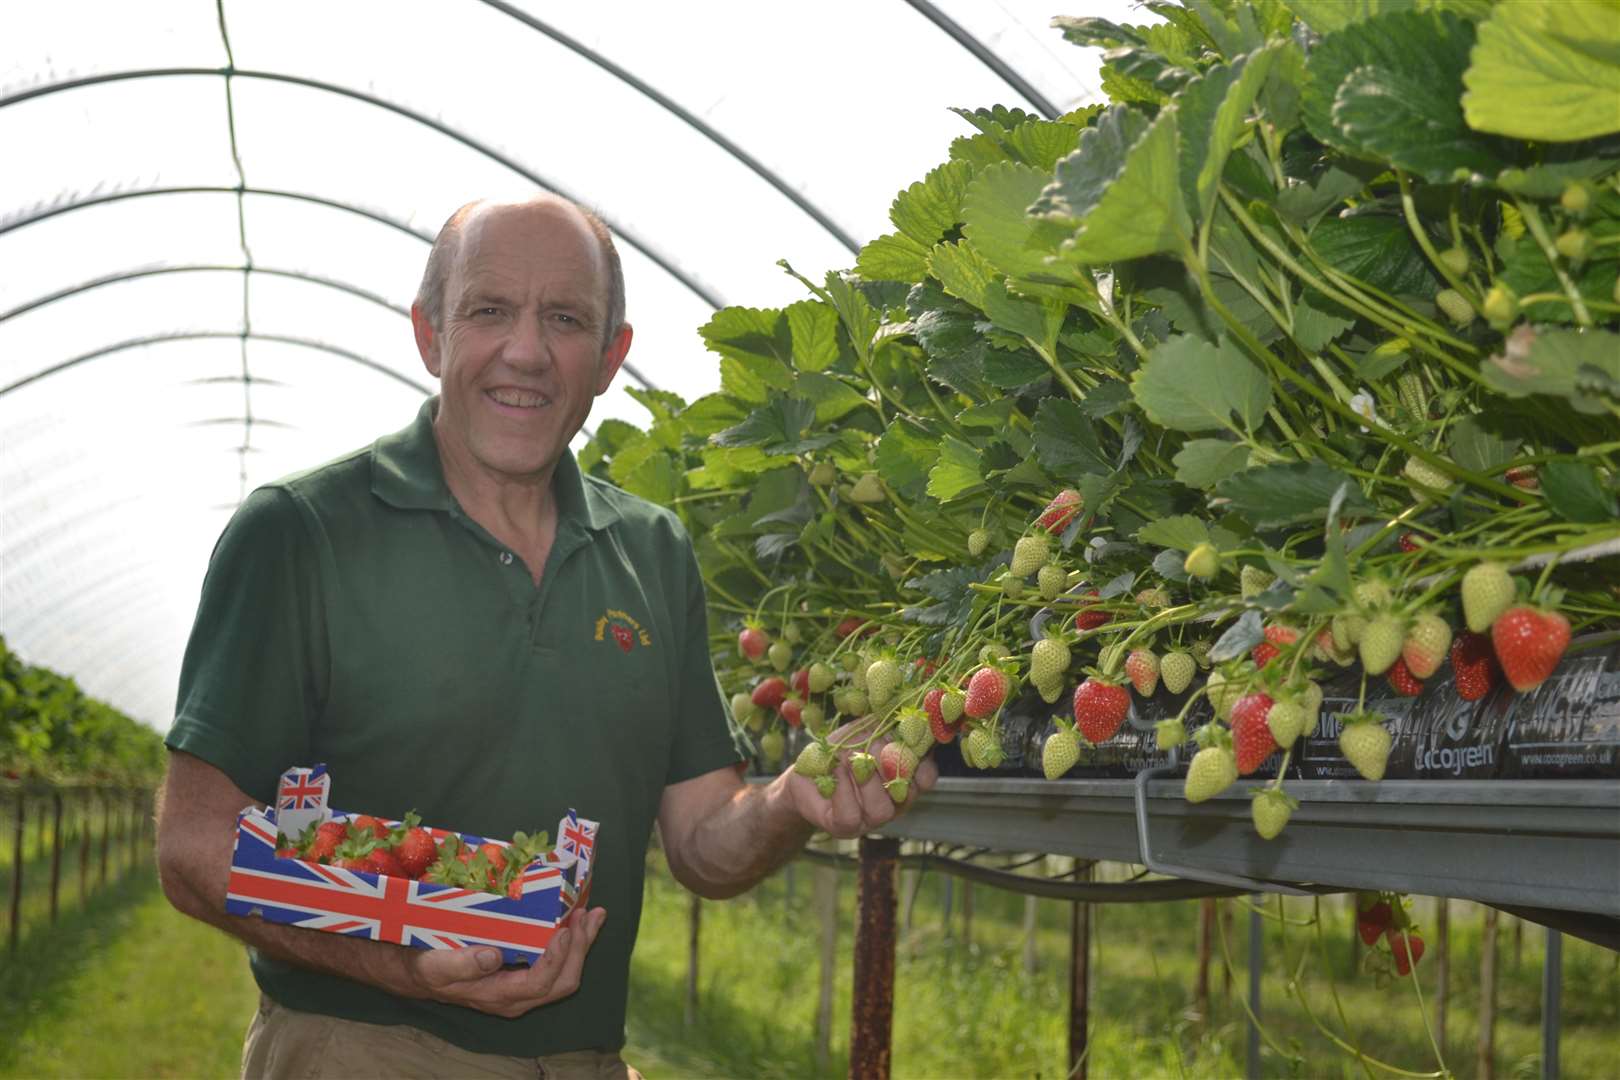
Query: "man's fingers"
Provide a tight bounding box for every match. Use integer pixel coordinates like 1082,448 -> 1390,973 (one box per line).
412,943 -> 504,990
544,907 -> 606,1002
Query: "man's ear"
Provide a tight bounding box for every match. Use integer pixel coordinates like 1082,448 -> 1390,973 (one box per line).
411,304 -> 440,377
595,323 -> 634,395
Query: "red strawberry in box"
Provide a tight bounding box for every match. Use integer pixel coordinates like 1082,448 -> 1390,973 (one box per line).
233,766 -> 598,966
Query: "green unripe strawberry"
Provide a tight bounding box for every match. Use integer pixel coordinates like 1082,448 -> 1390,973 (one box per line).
1190,640 -> 1212,669
1555,228 -> 1590,262
1206,670 -> 1245,721
958,728 -> 981,769
1030,637 -> 1071,689
1435,288 -> 1474,327
1403,455 -> 1453,496
768,641 -> 793,672
967,725 -> 1003,769
1135,587 -> 1171,609
1001,574 -> 1025,598
839,650 -> 862,673
800,702 -> 827,734
814,774 -> 839,798
1359,613 -> 1407,676
940,688 -> 965,723
884,778 -> 910,803
1042,725 -> 1081,780
850,751 -> 877,784
1462,562 -> 1515,633
1481,285 -> 1517,328
731,691 -> 756,724
1038,679 -> 1065,704
967,527 -> 990,557
1353,580 -> 1393,613
1011,533 -> 1050,577
1251,789 -> 1296,840
865,659 -> 901,707
809,461 -> 837,486
1184,542 -> 1220,579
744,709 -> 767,734
1266,697 -> 1308,749
979,642 -> 1011,664
807,662 -> 835,694
760,729 -> 785,766
1155,717 -> 1185,750
794,743 -> 834,778
897,708 -> 934,754
1038,563 -> 1067,600
1184,746 -> 1237,803
849,472 -> 885,503
1239,565 -> 1274,599
1160,651 -> 1196,695
1438,246 -> 1471,276
1340,715 -> 1392,781
1097,641 -> 1126,678
1560,182 -> 1590,216
840,688 -> 869,716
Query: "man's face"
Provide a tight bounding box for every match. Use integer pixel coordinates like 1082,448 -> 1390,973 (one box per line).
413,200 -> 631,486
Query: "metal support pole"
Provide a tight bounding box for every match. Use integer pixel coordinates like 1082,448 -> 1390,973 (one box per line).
7,791 -> 22,952
850,835 -> 898,1080
1541,929 -> 1562,1080
49,791 -> 63,922
1247,895 -> 1263,1080
1068,863 -> 1092,1080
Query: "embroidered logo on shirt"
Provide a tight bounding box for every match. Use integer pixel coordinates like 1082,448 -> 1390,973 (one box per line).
595,609 -> 651,652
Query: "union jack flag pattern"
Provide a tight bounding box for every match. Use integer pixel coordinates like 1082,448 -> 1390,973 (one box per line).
226,801 -> 599,966
274,765 -> 331,843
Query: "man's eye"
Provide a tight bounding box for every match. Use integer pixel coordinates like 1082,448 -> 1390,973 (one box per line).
553,313 -> 578,324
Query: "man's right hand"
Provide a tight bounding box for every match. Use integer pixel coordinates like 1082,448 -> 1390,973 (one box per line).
406,906 -> 608,1018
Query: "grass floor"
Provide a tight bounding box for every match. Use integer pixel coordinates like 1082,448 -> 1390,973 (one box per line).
1,851 -> 1615,1078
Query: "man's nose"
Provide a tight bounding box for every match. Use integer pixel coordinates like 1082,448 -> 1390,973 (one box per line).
504,315 -> 552,368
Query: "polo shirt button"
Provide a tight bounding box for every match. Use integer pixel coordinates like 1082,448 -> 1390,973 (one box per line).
500,552 -> 514,565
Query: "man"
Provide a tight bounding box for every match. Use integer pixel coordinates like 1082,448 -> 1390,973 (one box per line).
155,194 -> 936,1079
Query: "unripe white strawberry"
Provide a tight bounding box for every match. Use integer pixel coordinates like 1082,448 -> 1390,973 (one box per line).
1340,716 -> 1392,781
1251,789 -> 1296,840
1266,696 -> 1307,748
1462,562 -> 1515,633
807,662 -> 835,694
1042,726 -> 1080,780
939,688 -> 965,724
760,729 -> 785,766
967,528 -> 990,557
897,708 -> 934,754
800,702 -> 826,734
849,472 -> 885,503
768,641 -> 793,672
966,725 -> 1002,768
1038,563 -> 1067,600
1030,637 -> 1071,689
1012,533 -> 1050,577
865,658 -> 902,707
1160,652 -> 1196,695
1359,614 -> 1407,676
1239,565 -> 1274,599
1184,746 -> 1237,803
794,743 -> 834,778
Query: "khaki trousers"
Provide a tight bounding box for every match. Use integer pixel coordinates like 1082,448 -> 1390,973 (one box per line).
242,994 -> 643,1080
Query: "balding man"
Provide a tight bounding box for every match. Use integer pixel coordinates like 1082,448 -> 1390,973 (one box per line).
156,196 -> 935,1079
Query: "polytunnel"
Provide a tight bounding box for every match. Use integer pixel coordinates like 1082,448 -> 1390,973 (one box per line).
0,0 -> 1128,728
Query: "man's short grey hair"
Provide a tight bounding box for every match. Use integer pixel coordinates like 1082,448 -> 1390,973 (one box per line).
414,197 -> 626,347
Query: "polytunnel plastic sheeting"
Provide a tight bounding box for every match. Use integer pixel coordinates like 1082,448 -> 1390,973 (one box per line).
0,0 -> 1144,729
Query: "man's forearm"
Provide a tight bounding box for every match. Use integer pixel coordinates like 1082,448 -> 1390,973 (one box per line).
663,773 -> 814,900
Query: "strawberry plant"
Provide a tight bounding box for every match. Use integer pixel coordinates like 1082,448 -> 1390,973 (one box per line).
584,3 -> 1618,837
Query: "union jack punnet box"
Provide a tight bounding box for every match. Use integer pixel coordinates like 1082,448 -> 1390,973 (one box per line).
225,766 -> 599,966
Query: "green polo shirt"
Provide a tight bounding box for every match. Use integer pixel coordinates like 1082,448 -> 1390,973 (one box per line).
166,397 -> 742,1057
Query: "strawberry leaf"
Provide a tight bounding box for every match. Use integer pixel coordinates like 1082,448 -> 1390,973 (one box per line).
1541,462 -> 1618,524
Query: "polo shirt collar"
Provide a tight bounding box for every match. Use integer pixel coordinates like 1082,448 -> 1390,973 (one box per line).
371,396 -> 620,531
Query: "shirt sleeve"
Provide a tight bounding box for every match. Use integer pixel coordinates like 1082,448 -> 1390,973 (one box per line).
165,485 -> 329,805
663,530 -> 746,787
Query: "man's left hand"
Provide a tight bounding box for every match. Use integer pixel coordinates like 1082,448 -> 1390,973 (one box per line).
782,723 -> 939,839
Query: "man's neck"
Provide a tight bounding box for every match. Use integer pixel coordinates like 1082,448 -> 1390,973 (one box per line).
432,427 -> 560,583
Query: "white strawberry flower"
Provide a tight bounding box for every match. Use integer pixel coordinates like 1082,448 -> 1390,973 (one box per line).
1348,389 -> 1380,433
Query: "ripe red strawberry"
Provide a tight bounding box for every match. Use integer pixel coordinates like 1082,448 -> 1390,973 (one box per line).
1449,632 -> 1500,701
305,820 -> 347,863
336,853 -> 372,871
365,847 -> 405,877
1035,488 -> 1083,534
1072,677 -> 1130,744
1357,900 -> 1392,945
1125,649 -> 1160,697
1505,465 -> 1539,490
478,843 -> 508,873
1388,928 -> 1426,976
964,666 -> 1010,719
835,617 -> 870,639
791,668 -> 811,696
751,676 -> 789,711
1251,642 -> 1280,668
1492,605 -> 1572,692
396,827 -> 438,879
1386,657 -> 1424,697
878,741 -> 919,802
1072,590 -> 1112,632
738,626 -> 769,661
1397,532 -> 1423,553
779,697 -> 805,728
1230,693 -> 1278,775
923,688 -> 963,743
350,815 -> 391,840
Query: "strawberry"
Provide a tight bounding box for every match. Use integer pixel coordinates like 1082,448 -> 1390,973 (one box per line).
759,729 -> 785,766
1072,590 -> 1111,632
779,697 -> 804,728
865,659 -> 902,707
365,847 -> 405,878
1125,649 -> 1160,697
849,751 -> 876,784
1403,455 -> 1453,496
1492,605 -> 1572,692
350,815 -> 392,840
1072,678 -> 1130,744
731,691 -> 757,724
878,742 -> 919,802
1160,651 -> 1196,695
835,617 -> 869,639
1183,542 -> 1219,579
1184,747 -> 1237,803
849,472 -> 885,503
1042,724 -> 1080,780
1462,563 -> 1515,633
395,827 -> 438,879
923,688 -> 963,743
1435,288 -> 1475,327
835,688 -> 869,716
1252,625 -> 1298,669
1449,631 -> 1500,701
1386,657 -> 1424,697
1251,642 -> 1280,669
1035,488 -> 1083,534
1239,565 -> 1274,599
794,743 -> 834,778
305,820 -> 347,864
478,843 -> 508,876
1205,669 -> 1247,722
1357,898 -> 1392,945
1402,612 -> 1453,679
1155,718 -> 1185,750
1230,693 -> 1278,775
897,708 -> 933,753
790,668 -> 811,696
940,687 -> 966,724
1266,695 -> 1308,749
1504,465 -> 1539,491
1251,789 -> 1296,840
814,775 -> 838,798
967,528 -> 990,557
1038,563 -> 1067,600
915,657 -> 938,678
738,625 -> 770,661
800,702 -> 826,733
1011,533 -> 1049,577
807,662 -> 835,694
1135,587 -> 1170,609
1358,613 -> 1406,676
752,676 -> 789,711
768,641 -> 793,672
1388,928 -> 1426,976
964,666 -> 1010,719
1396,532 -> 1423,553
1339,715 -> 1391,781
1030,637 -> 1071,689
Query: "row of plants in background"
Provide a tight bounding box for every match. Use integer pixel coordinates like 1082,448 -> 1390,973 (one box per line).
0,636 -> 166,788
